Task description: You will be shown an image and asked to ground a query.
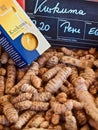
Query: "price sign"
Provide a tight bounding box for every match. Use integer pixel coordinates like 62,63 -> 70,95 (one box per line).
25,0 -> 98,49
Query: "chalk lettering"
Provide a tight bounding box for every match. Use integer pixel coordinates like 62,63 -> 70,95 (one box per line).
60,21 -> 81,34
32,20 -> 50,32
34,0 -> 86,16
32,20 -> 37,25
38,22 -> 50,31
88,27 -> 98,36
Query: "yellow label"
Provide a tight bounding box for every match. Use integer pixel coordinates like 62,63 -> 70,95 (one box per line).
0,0 -> 31,40
21,33 -> 38,51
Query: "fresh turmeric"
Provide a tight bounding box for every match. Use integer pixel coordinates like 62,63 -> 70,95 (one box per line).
54,52 -> 64,60
5,65 -> 16,94
32,92 -> 51,102
61,56 -> 89,68
74,109 -> 87,126
89,48 -> 96,55
94,59 -> 98,68
12,110 -> 36,130
0,76 -> 5,96
65,110 -> 78,130
90,80 -> 98,95
11,93 -> 32,104
80,124 -> 90,130
38,67 -> 48,76
7,58 -> 15,65
51,113 -> 60,125
80,54 -> 95,67
1,52 -> 8,64
40,121 -> 49,128
45,67 -> 71,93
31,75 -> 42,89
0,115 -> 9,126
74,77 -> 98,123
3,101 -> 18,123
10,62 -> 39,94
25,112 -> 44,129
80,67 -> 95,88
89,84 -> 98,95
61,47 -> 76,56
17,68 -> 27,82
42,65 -> 62,82
0,95 -> 11,105
14,100 -> 32,111
30,101 -> 49,111
69,87 -> 77,99
20,84 -> 38,94
51,101 -> 69,114
0,46 -> 97,130
37,52 -> 55,67
46,56 -> 59,68
64,80 -> 77,99
69,67 -> 78,85
0,68 -> 6,76
76,49 -> 86,57
56,92 -> 67,104
51,99 -> 82,115
45,109 -> 53,122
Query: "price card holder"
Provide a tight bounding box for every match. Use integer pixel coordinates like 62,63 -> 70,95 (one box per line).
24,0 -> 98,49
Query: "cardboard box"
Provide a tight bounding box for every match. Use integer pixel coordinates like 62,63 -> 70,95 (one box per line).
0,0 -> 51,68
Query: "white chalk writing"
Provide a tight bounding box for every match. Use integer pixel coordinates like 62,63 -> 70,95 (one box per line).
34,0 -> 86,16
88,27 -> 98,36
60,21 -> 81,34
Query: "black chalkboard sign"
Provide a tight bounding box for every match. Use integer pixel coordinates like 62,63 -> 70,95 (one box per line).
25,0 -> 98,49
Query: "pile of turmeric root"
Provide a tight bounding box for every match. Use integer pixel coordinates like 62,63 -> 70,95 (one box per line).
0,45 -> 98,130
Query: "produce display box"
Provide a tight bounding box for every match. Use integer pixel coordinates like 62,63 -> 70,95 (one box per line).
0,0 -> 50,68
